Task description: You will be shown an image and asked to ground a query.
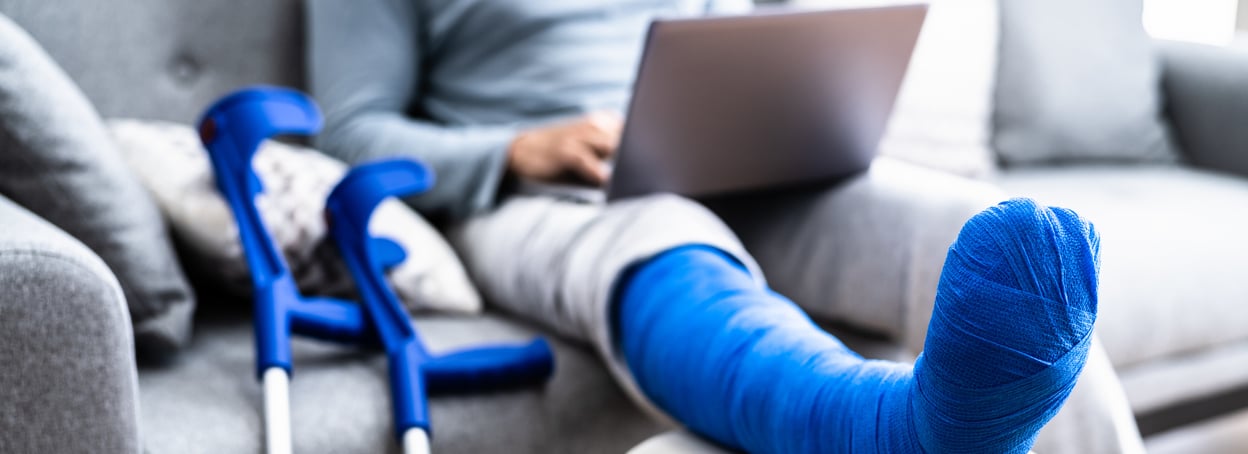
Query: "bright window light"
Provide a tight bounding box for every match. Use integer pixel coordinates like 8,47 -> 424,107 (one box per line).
1142,0 -> 1238,45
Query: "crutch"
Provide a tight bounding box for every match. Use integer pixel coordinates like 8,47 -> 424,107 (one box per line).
199,87 -> 372,454
325,158 -> 555,454
197,86 -> 554,454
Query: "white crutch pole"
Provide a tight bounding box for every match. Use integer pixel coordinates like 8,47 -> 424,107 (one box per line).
263,367 -> 292,454
403,428 -> 431,454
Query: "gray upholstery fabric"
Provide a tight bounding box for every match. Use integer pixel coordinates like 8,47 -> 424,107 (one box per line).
993,0 -> 1179,166
0,12 -> 194,358
0,0 -> 303,123
0,195 -> 140,453
1122,338 -> 1248,417
1000,166 -> 1248,369
709,158 -> 1003,352
1159,40 -> 1248,179
140,311 -> 663,454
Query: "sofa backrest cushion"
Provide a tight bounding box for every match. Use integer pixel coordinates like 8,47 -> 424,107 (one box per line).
993,0 -> 1180,167
0,0 -> 303,124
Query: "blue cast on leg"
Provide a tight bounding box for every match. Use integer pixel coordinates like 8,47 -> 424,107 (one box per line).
615,199 -> 1099,453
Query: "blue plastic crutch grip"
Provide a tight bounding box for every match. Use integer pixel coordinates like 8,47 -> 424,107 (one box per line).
325,159 -> 555,439
423,340 -> 554,393
198,87 -> 371,377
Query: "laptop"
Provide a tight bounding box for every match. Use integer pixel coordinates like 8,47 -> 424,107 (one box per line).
606,4 -> 928,201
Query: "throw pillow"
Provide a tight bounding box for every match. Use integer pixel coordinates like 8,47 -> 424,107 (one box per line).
107,119 -> 484,314
0,13 -> 195,359
993,0 -> 1180,165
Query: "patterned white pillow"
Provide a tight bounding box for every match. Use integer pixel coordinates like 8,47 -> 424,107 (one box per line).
107,119 -> 483,314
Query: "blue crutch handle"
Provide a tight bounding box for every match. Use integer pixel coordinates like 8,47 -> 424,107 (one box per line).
424,339 -> 554,393
198,86 -> 371,378
290,296 -> 371,342
325,159 -> 555,440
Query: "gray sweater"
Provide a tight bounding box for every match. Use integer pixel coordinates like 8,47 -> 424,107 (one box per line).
306,0 -> 750,221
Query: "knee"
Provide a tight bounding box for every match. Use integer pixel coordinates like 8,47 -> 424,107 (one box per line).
604,193 -> 740,249
576,193 -> 755,302
619,193 -> 713,219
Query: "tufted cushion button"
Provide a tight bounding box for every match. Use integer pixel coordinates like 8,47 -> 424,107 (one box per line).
169,54 -> 201,84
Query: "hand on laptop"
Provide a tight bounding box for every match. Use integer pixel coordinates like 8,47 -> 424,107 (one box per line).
507,111 -> 622,187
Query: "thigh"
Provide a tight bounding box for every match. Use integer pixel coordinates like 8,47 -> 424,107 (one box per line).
709,157 -> 1003,347
446,193 -> 760,345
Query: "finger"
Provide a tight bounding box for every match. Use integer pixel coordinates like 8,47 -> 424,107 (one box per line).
568,147 -> 610,186
581,114 -> 624,159
587,111 -> 624,134
587,111 -> 624,146
581,130 -> 618,159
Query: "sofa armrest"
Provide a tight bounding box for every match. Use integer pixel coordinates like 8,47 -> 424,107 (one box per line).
0,196 -> 140,453
1159,40 -> 1248,177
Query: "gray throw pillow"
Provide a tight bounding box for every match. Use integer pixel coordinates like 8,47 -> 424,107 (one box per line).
0,13 -> 195,360
993,0 -> 1179,166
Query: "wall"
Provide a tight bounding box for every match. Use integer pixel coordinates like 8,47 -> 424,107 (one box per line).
1143,0 -> 1238,45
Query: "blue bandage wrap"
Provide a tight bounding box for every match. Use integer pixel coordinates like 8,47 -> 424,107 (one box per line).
616,199 -> 1099,453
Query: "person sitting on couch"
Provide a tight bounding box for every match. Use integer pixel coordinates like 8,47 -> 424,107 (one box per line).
306,1 -> 1101,452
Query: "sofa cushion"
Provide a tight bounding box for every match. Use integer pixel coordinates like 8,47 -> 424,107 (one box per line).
993,0 -> 1179,166
139,310 -> 663,453
998,165 -> 1248,368
108,119 -> 483,315
0,13 -> 195,359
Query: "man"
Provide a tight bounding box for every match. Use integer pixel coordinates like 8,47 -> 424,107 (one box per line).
306,1 -> 1102,452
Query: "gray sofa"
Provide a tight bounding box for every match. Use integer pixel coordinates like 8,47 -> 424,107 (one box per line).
0,0 -> 1245,453
998,39 -> 1248,437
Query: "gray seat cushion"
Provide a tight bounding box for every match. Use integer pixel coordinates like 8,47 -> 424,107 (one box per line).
998,165 -> 1248,369
139,308 -> 663,454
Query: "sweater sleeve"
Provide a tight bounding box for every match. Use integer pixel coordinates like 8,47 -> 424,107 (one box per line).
306,0 -> 517,221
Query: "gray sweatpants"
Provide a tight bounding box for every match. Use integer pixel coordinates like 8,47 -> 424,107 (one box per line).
447,158 -> 1145,453
448,192 -> 765,418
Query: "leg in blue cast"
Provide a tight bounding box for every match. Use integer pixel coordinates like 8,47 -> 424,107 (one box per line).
615,198 -> 1100,454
